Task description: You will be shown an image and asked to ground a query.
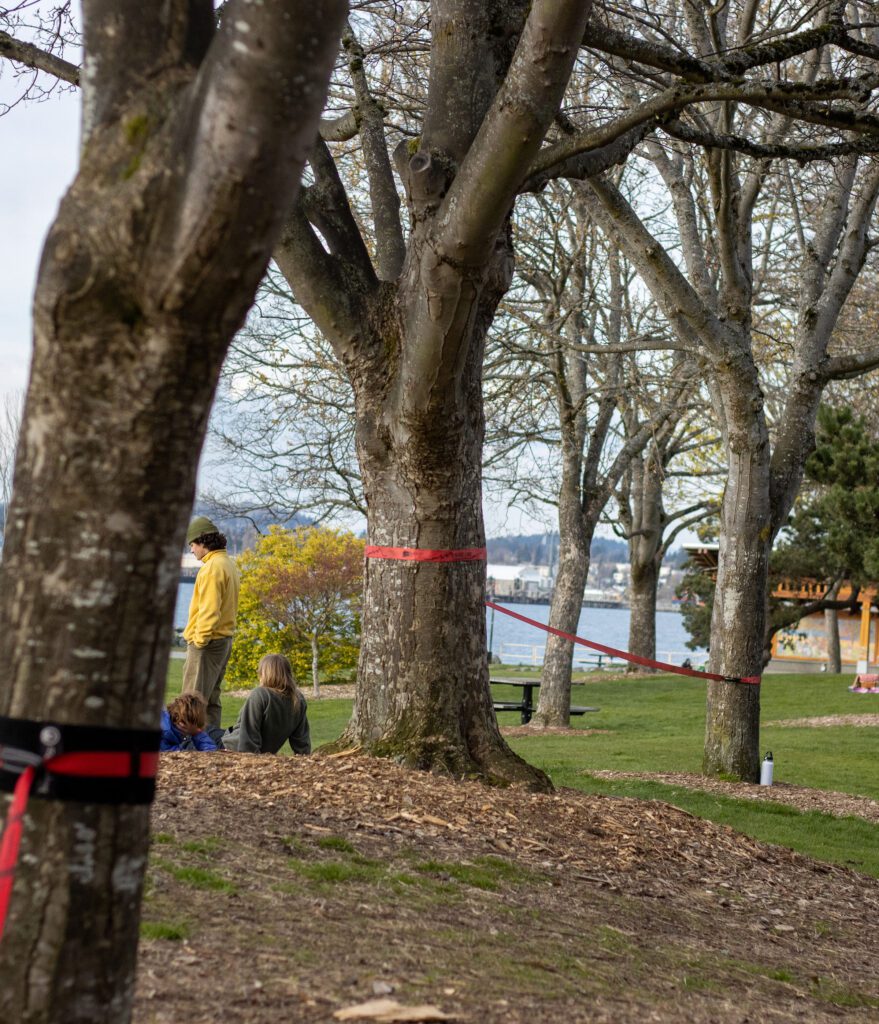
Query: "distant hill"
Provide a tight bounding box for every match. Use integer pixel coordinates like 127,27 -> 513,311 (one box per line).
486,533 -> 628,566
486,532 -> 685,567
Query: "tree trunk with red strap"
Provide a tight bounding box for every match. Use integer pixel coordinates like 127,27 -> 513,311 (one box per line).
0,3 -> 345,1020
530,483 -> 593,729
338,323 -> 542,783
276,1 -> 593,782
628,559 -> 660,668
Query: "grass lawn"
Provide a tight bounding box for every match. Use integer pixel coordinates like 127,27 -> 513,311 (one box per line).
165,661 -> 879,876
491,671 -> 879,799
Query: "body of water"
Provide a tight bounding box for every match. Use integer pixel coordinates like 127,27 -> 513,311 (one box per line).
175,582 -> 195,630
487,601 -> 705,668
176,583 -> 703,668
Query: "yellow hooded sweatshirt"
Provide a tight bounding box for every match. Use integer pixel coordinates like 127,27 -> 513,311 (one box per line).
183,549 -> 240,647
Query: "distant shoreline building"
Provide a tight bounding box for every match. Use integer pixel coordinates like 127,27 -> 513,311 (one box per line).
684,544 -> 877,668
486,564 -> 554,603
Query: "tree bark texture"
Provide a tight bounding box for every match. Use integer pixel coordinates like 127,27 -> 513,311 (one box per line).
276,0 -> 592,785
340,312 -> 543,784
0,3 -> 346,1020
315,195 -> 552,788
629,561 -> 660,667
625,450 -> 665,667
825,607 -> 842,673
530,372 -> 595,729
703,368 -> 770,782
531,517 -> 592,728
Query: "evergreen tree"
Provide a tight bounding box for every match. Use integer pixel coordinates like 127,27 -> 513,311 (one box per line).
776,406 -> 879,586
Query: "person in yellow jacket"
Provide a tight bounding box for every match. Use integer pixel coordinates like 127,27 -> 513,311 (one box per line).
181,515 -> 240,731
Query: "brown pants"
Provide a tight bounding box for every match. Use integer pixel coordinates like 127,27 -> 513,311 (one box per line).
182,636 -> 233,731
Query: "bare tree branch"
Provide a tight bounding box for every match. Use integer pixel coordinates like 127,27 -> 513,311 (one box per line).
824,346 -> 879,380
342,21 -> 405,280
0,27 -> 79,85
662,118 -> 879,161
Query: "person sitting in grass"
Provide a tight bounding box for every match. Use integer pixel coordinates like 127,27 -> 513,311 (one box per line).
160,692 -> 219,752
222,653 -> 311,755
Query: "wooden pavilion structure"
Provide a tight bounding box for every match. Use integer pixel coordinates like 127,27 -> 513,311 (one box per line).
683,544 -> 877,667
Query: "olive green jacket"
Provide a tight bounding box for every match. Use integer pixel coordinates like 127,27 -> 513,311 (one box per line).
223,687 -> 310,755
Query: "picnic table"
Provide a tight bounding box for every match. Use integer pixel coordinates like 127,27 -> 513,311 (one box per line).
576,653 -> 624,670
490,677 -> 599,725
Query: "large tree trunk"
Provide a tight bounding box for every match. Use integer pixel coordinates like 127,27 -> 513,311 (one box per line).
338,318 -> 548,788
628,560 -> 659,666
626,450 -> 664,667
531,448 -> 594,727
0,323 -> 211,1021
0,3 -> 346,1019
278,0 -> 592,788
703,372 -> 770,782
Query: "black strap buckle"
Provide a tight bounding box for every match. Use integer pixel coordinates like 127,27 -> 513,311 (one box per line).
0,715 -> 160,806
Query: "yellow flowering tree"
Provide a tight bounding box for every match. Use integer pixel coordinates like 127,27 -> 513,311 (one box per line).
227,525 -> 363,695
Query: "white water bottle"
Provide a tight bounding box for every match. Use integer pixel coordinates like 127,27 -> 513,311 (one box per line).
760,751 -> 774,786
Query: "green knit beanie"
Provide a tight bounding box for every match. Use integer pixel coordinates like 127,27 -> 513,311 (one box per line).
186,515 -> 220,544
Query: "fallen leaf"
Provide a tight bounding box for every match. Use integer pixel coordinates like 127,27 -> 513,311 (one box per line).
333,997 -> 454,1021
421,814 -> 454,828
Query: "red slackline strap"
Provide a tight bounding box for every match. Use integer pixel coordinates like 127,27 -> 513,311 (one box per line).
486,600 -> 760,685
0,765 -> 35,941
366,545 -> 487,562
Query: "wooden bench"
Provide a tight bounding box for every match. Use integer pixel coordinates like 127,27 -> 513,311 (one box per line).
491,700 -> 527,713
491,700 -> 599,721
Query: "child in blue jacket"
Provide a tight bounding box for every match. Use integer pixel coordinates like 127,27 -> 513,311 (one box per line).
160,693 -> 219,752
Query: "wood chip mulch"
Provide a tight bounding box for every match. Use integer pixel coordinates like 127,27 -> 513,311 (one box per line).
139,753 -> 879,1024
155,752 -> 875,895
766,713 -> 879,728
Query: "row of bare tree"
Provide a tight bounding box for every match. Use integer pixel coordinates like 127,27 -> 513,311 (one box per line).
2,2 -> 879,1019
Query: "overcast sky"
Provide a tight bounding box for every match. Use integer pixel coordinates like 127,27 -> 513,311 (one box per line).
0,79 -> 79,396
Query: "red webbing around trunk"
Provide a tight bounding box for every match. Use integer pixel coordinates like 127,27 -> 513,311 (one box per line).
48,751 -> 160,778
0,750 -> 159,942
366,545 -> 487,562
486,600 -> 760,685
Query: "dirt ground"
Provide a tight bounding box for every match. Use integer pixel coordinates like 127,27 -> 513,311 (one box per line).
136,752 -> 879,1024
